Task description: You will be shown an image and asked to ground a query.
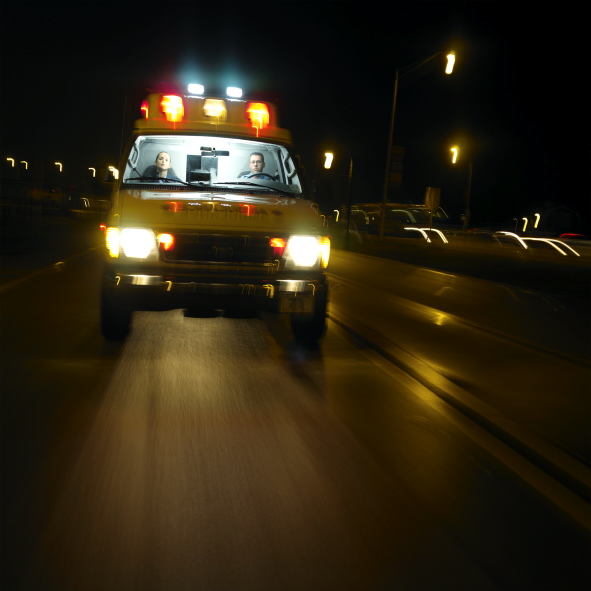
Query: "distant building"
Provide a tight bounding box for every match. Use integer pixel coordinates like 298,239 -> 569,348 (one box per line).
536,202 -> 581,236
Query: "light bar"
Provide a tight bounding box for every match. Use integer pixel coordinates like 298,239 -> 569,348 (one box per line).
188,83 -> 205,95
227,87 -> 243,98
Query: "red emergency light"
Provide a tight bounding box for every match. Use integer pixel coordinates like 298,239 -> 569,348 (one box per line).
246,102 -> 270,136
160,95 -> 184,122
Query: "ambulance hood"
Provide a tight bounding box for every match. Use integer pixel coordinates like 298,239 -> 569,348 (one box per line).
115,189 -> 322,234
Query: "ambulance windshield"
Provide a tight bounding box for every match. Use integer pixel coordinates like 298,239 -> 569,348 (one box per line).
123,135 -> 303,194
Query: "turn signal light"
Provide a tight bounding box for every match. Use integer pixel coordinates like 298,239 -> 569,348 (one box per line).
157,233 -> 175,251
270,237 -> 286,257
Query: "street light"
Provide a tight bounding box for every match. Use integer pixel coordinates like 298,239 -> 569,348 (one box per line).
55,162 -> 63,172
379,50 -> 456,240
445,52 -> 456,74
88,167 -> 96,177
20,161 -> 28,169
6,158 -> 15,167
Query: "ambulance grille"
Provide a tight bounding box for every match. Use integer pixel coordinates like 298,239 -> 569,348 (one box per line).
163,233 -> 277,264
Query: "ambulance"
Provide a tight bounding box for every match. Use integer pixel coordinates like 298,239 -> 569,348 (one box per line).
100,86 -> 330,341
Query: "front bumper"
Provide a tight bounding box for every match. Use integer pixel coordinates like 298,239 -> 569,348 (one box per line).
102,269 -> 326,313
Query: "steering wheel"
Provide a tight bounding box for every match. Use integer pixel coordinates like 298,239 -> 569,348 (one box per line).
244,173 -> 274,180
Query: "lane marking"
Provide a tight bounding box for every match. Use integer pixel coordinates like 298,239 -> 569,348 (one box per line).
327,312 -> 591,530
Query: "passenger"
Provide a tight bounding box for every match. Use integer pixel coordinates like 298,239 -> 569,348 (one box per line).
241,152 -> 273,180
143,152 -> 181,181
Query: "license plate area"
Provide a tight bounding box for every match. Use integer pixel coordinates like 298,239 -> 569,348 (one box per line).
279,295 -> 314,313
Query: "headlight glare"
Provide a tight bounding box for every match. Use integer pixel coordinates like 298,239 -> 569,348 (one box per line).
285,235 -> 322,268
119,228 -> 158,259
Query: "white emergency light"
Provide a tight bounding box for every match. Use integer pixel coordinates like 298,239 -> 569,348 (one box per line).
226,87 -> 243,98
188,83 -> 205,95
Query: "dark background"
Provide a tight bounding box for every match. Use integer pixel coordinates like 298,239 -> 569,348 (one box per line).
1,1 -> 585,229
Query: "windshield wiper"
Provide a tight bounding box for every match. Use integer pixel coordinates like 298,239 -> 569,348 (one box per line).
216,181 -> 273,188
123,176 -> 192,186
213,181 -> 299,196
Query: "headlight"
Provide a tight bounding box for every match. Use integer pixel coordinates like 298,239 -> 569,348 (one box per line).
283,235 -> 330,269
105,227 -> 159,260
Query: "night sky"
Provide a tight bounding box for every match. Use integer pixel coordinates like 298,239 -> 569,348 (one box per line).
1,1 -> 584,228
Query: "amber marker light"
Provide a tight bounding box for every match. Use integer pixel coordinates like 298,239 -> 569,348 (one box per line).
140,100 -> 149,118
203,99 -> 227,119
105,227 -> 120,257
240,204 -> 256,216
166,201 -> 184,212
320,236 -> 331,268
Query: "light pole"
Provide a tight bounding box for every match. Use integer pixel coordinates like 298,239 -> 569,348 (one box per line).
324,151 -> 353,249
345,153 -> 353,250
450,145 -> 473,230
379,51 -> 455,241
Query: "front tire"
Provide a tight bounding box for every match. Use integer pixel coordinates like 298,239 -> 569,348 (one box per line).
100,287 -> 132,341
290,288 -> 327,342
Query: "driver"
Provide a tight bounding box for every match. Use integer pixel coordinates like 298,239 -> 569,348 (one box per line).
241,152 -> 273,180
143,151 -> 181,181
